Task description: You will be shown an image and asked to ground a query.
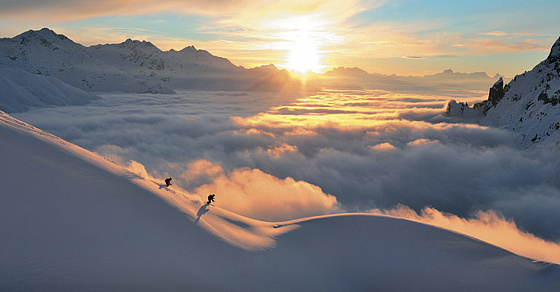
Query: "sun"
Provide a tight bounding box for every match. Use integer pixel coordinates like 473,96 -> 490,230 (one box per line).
284,36 -> 323,74
271,15 -> 330,75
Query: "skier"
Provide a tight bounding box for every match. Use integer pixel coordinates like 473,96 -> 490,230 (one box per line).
207,194 -> 215,205
165,177 -> 172,187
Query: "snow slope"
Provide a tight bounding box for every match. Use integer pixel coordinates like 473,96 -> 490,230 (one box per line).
480,36 -> 560,148
0,66 -> 98,113
1,110 -> 559,291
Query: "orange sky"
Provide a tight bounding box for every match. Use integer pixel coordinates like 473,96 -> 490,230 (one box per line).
1,0 -> 559,77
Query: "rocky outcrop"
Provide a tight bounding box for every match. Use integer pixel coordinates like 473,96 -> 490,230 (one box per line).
445,77 -> 505,118
488,77 -> 505,106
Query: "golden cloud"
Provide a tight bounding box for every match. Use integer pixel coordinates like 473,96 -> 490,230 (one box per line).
266,143 -> 299,158
368,142 -> 395,151
191,160 -> 342,221
371,205 -> 560,265
0,0 -> 371,23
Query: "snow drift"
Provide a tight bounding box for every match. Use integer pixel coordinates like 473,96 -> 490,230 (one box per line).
1,111 -> 559,291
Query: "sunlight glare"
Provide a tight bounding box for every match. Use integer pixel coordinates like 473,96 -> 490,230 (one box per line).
285,36 -> 322,74
277,15 -> 326,75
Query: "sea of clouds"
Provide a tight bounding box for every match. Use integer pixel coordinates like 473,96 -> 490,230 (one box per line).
14,89 -> 560,249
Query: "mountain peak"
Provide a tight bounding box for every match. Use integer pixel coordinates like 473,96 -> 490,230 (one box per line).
326,67 -> 370,76
546,36 -> 560,63
14,28 -> 75,47
488,77 -> 505,106
119,38 -> 161,52
17,28 -> 65,40
37,27 -> 58,37
180,45 -> 197,52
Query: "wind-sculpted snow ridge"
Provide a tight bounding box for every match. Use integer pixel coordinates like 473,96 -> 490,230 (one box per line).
0,28 -> 302,95
447,35 -> 560,149
1,110 -> 560,291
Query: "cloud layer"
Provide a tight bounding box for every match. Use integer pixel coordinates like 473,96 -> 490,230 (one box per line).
13,89 -> 560,245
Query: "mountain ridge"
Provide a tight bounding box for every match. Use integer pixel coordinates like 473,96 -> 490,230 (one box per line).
0,28 -> 301,95
446,35 -> 560,149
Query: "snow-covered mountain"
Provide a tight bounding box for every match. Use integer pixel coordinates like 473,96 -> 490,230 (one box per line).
0,28 -> 174,94
0,65 -> 98,112
1,109 -> 559,291
447,35 -> 560,149
0,28 -> 301,96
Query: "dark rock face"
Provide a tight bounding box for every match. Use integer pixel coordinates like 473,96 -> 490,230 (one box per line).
488,77 -> 505,106
546,37 -> 560,64
445,77 -> 503,118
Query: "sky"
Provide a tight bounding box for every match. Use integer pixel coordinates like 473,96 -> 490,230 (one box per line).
1,0 -> 560,77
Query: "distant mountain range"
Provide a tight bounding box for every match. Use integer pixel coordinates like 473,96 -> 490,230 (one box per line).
1,28 -> 501,113
447,35 -> 560,149
0,28 -> 301,95
306,67 -> 501,95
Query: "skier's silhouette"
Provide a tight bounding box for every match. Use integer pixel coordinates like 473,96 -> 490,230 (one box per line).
165,177 -> 172,187
207,194 -> 215,205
